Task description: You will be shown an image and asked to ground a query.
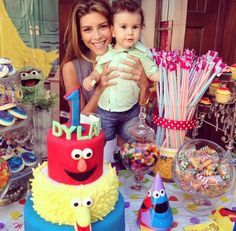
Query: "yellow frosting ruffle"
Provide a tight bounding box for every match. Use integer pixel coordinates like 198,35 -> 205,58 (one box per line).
31,162 -> 119,225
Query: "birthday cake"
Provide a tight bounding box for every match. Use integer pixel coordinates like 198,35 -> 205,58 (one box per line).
24,89 -> 125,231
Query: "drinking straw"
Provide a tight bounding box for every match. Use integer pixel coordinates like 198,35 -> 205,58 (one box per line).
153,49 -> 226,151
155,65 -> 164,146
167,70 -> 175,147
171,68 -> 181,147
163,65 -> 170,147
168,64 -> 180,148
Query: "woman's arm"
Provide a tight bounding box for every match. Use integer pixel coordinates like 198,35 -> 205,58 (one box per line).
62,61 -> 118,114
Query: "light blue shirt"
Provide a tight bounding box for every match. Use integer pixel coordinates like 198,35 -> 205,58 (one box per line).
95,42 -> 158,112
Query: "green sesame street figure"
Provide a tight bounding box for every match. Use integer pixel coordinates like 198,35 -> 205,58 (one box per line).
19,66 -> 56,110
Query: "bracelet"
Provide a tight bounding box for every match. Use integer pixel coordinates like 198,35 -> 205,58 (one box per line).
139,97 -> 149,106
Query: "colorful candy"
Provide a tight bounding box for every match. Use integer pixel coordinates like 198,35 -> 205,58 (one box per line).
120,142 -> 159,172
173,144 -> 234,198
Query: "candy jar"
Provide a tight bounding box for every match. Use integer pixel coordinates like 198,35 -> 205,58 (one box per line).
120,106 -> 159,194
172,139 -> 235,215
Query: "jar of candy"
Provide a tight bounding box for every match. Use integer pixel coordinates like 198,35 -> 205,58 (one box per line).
120,106 -> 159,191
153,147 -> 178,182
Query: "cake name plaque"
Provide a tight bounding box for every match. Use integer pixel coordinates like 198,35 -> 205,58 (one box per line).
52,120 -> 100,140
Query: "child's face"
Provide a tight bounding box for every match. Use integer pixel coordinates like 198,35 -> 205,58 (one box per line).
112,11 -> 142,50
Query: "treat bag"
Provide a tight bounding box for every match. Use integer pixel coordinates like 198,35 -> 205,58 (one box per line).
137,172 -> 173,230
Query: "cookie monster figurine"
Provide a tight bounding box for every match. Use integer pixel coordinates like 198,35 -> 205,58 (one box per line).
137,172 -> 173,230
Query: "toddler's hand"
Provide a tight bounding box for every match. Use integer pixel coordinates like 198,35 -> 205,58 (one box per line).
83,77 -> 95,91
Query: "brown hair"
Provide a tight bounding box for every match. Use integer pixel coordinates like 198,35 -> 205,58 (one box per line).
61,0 -> 111,67
111,0 -> 145,27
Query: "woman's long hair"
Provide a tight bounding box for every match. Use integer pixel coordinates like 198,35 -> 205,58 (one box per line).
61,0 -> 111,67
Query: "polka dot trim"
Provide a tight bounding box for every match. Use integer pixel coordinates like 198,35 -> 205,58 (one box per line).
152,114 -> 196,130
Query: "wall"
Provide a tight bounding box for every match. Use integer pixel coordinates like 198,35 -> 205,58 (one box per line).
142,0 -> 188,51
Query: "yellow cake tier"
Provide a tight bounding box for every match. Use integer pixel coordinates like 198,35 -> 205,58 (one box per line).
31,162 -> 119,226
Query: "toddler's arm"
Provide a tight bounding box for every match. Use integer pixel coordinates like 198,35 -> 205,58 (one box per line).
83,70 -> 101,91
148,70 -> 160,82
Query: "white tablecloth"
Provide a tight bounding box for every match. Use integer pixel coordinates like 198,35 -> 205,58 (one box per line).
0,170 -> 236,231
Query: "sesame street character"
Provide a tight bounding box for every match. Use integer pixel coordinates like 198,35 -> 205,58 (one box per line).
137,172 -> 173,230
30,118 -> 119,230
20,66 -> 45,104
31,162 -> 119,231
211,207 -> 236,231
0,1 -> 58,77
137,193 -> 152,225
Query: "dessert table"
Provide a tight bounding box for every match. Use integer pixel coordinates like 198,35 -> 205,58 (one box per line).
0,169 -> 236,231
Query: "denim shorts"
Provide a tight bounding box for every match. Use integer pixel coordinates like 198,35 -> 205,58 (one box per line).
97,104 -> 140,142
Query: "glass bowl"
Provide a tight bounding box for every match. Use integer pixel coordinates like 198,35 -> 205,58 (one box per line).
172,139 -> 235,215
120,142 -> 159,194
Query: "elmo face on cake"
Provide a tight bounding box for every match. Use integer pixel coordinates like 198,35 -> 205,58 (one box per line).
47,123 -> 105,185
64,147 -> 97,182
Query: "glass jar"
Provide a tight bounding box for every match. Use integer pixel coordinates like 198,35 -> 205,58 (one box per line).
153,147 -> 178,182
120,106 -> 159,192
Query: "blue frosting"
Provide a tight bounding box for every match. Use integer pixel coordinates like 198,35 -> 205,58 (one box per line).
24,192 -> 125,231
0,111 -> 14,122
10,106 -> 27,116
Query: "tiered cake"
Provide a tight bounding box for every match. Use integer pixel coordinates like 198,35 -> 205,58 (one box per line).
24,89 -> 125,231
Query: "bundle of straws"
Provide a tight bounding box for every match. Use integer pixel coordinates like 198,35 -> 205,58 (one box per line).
150,49 -> 227,149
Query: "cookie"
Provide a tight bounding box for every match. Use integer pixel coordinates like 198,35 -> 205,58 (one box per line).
7,156 -> 25,173
20,151 -> 38,166
8,106 -> 28,120
0,64 -> 9,78
0,110 -> 15,126
5,64 -> 16,76
0,102 -> 16,111
0,57 -> 11,64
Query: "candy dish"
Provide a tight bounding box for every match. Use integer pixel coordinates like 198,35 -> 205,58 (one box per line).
172,139 -> 235,215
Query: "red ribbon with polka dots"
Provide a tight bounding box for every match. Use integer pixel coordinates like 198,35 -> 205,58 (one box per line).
152,114 -> 196,130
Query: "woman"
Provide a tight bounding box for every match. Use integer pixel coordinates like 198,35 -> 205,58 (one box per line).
61,0 -> 150,115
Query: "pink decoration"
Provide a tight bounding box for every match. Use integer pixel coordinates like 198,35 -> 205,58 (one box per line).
150,49 -> 226,149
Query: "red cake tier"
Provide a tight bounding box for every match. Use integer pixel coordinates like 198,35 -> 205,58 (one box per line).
47,123 -> 104,185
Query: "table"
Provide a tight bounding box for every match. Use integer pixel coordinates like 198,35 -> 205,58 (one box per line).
0,170 -> 236,231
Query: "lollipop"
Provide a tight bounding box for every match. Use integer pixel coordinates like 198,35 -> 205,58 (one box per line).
0,157 -> 11,199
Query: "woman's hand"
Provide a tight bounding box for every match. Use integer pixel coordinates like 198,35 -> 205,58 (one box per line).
119,54 -> 150,105
95,62 -> 118,95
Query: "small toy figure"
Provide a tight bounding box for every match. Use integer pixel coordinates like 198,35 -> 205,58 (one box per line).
20,66 -> 45,104
137,172 -> 173,230
19,66 -> 57,110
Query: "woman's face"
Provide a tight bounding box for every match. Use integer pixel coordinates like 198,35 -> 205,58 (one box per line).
80,12 -> 112,56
